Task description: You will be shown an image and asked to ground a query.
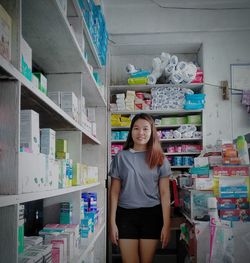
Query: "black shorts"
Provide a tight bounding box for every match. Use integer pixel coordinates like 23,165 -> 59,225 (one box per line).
116,204 -> 163,239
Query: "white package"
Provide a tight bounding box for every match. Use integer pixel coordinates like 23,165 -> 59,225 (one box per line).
87,107 -> 96,122
48,91 -> 61,107
40,128 -> 56,159
20,110 -> 40,154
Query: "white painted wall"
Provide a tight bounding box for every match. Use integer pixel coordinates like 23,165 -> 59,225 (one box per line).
104,3 -> 250,145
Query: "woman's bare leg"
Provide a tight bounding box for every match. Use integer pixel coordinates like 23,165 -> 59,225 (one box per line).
139,239 -> 159,263
119,239 -> 140,263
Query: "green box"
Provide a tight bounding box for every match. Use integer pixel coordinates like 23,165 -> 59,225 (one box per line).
18,223 -> 24,254
33,72 -> 47,95
56,139 -> 67,152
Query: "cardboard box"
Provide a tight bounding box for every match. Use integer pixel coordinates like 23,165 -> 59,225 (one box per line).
19,152 -> 46,193
40,128 -> 56,159
21,36 -> 32,81
33,72 -> 47,95
32,74 -> 39,89
20,110 -> 40,154
87,107 -> 96,122
0,4 -> 11,61
48,91 -> 61,107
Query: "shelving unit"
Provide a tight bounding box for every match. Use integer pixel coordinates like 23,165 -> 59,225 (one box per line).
0,0 -> 107,262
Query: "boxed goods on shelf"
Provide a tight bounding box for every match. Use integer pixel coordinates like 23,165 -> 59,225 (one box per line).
32,74 -> 39,89
20,110 -> 40,154
21,36 -> 32,81
40,128 -> 56,160
33,72 -> 47,95
0,4 -> 11,61
48,91 -> 61,107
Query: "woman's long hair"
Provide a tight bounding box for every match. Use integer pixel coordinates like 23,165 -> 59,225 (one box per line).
123,113 -> 164,169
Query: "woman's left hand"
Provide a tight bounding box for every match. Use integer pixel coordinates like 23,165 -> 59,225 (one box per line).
160,224 -> 170,249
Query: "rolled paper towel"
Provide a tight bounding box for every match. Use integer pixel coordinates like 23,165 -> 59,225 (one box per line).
170,55 -> 178,66
176,61 -> 188,71
147,69 -> 162,85
164,64 -> 175,77
147,74 -> 157,85
160,52 -> 171,63
182,63 -> 197,83
170,70 -> 183,84
152,57 -> 161,72
160,52 -> 171,72
173,130 -> 182,139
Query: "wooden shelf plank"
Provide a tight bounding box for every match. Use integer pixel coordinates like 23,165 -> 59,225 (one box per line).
109,83 -> 204,94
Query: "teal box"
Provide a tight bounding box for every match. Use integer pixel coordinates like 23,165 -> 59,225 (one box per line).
33,72 -> 47,95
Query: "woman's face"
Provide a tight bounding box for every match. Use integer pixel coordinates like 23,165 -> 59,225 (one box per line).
131,118 -> 152,149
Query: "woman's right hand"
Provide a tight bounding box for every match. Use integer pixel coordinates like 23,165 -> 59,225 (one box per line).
109,222 -> 119,246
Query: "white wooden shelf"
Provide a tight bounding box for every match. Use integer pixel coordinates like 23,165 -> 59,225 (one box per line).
72,0 -> 102,68
0,195 -> 18,208
171,166 -> 192,169
22,0 -> 106,107
0,183 -> 100,207
112,138 -> 202,143
111,109 -> 203,116
111,124 -> 202,130
109,83 -> 204,94
75,222 -> 105,263
0,55 -> 100,144
165,152 -> 201,156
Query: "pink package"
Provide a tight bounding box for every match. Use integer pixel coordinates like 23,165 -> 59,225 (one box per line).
191,70 -> 204,83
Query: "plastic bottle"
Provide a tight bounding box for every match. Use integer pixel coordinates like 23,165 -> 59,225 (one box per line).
236,135 -> 249,165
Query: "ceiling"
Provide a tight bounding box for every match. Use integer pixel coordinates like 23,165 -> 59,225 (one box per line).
101,0 -> 250,55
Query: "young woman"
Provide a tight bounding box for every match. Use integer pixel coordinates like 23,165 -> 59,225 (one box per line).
109,113 -> 172,263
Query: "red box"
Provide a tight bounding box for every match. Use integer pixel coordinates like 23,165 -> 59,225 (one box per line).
213,166 -> 249,176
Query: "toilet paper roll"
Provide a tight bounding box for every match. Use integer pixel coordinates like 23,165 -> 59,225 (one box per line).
152,57 -> 161,72
170,55 -> 178,66
173,130 -> 182,139
160,52 -> 171,63
147,74 -> 157,85
170,70 -> 183,84
164,64 -> 175,77
176,61 -> 188,71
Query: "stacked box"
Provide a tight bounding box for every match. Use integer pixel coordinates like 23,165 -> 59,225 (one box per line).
21,36 -> 32,81
61,92 -> 78,122
57,159 -> 67,189
26,244 -> 52,263
20,110 -> 40,154
45,158 -> 59,190
32,74 -> 39,89
60,202 -> 73,224
19,152 -> 46,193
0,4 -> 11,61
18,205 -> 25,254
33,73 -> 47,95
40,128 -> 56,159
87,166 -> 98,184
56,139 -> 68,159
48,92 -> 61,107
73,162 -> 81,186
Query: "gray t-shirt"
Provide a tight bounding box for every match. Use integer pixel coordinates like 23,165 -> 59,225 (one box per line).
109,149 -> 172,209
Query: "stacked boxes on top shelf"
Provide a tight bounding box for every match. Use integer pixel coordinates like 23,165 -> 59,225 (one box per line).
78,0 -> 108,65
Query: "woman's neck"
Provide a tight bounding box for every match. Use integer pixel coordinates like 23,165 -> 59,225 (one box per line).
132,144 -> 147,152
